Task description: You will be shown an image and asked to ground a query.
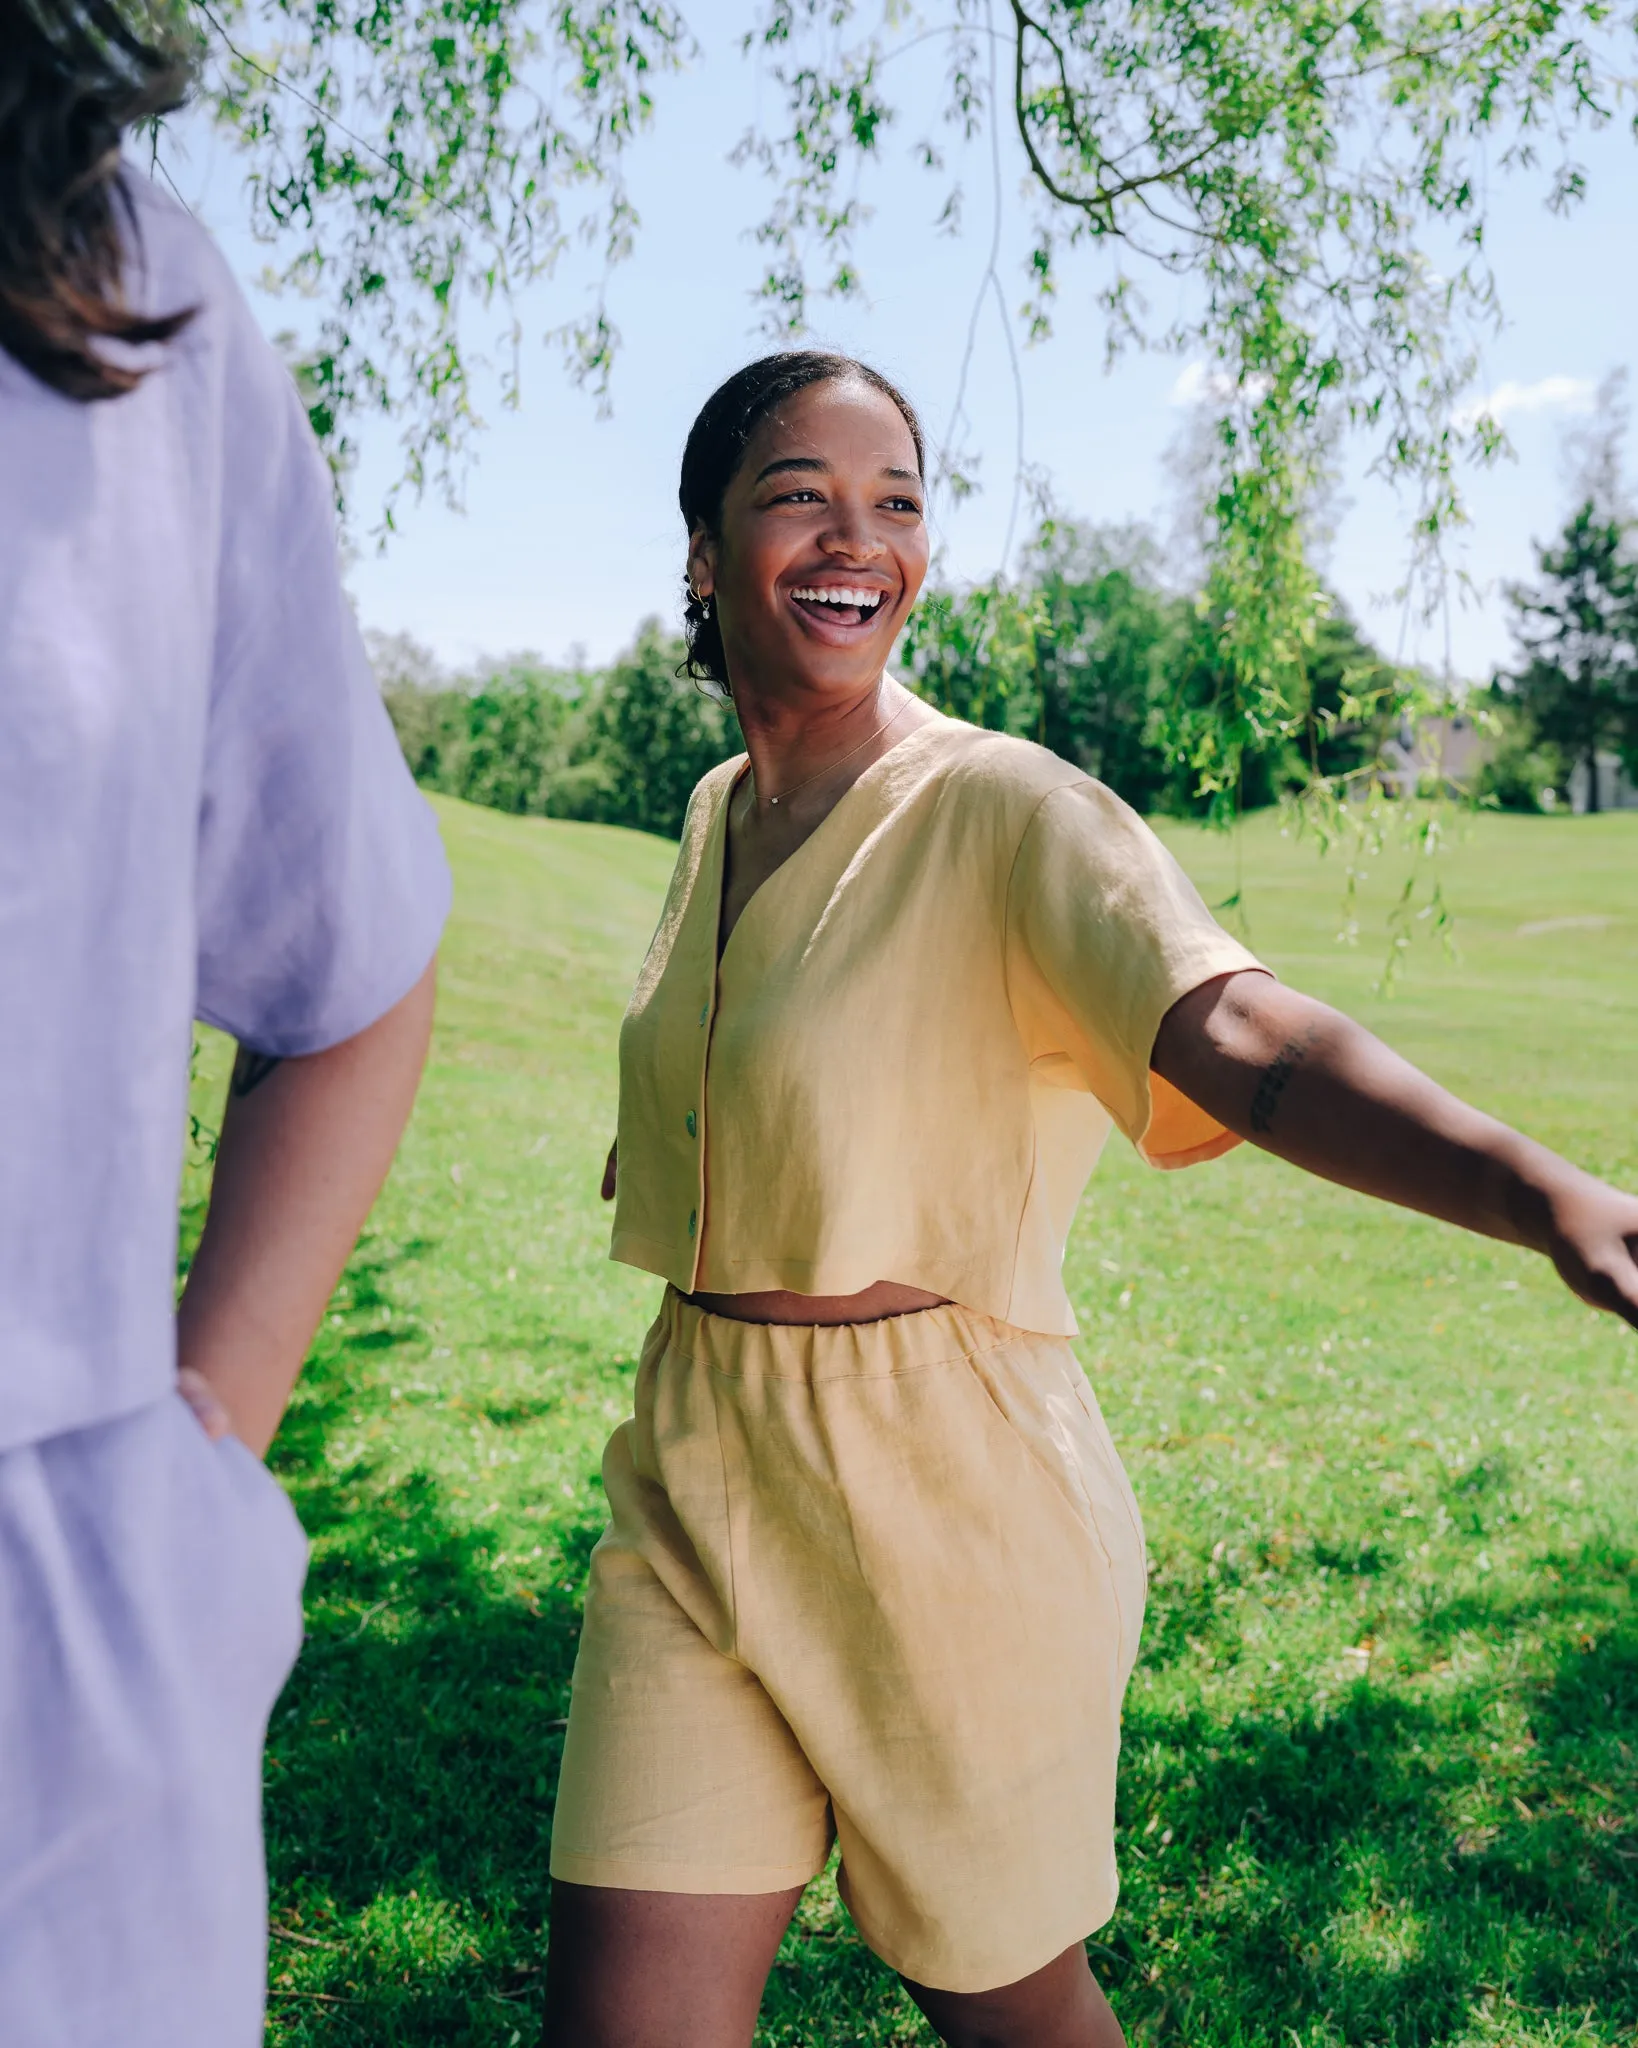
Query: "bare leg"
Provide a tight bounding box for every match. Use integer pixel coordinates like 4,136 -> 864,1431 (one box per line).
542,1880 -> 805,2048
903,1941 -> 1126,2048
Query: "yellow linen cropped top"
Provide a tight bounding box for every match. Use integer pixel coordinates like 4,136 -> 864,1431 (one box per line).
611,712 -> 1266,1337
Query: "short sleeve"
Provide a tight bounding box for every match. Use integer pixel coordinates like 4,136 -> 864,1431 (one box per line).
1005,778 -> 1269,1168
194,293 -> 451,1055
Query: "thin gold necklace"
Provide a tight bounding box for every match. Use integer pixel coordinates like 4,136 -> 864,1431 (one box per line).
755,692 -> 911,808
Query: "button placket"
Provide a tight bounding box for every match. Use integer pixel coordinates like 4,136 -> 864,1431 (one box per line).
687,963 -> 713,1277
684,784 -> 730,1283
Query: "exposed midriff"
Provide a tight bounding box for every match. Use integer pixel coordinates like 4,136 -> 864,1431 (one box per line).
684,1281 -> 951,1326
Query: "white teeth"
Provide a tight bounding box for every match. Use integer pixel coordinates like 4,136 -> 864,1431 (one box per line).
791,585 -> 884,609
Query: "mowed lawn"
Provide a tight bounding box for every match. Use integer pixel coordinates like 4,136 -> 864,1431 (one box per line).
182,797 -> 1638,2048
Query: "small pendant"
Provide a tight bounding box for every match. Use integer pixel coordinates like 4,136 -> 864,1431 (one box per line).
770,795 -> 780,805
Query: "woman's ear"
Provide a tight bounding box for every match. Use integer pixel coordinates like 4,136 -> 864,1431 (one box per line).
687,527 -> 716,602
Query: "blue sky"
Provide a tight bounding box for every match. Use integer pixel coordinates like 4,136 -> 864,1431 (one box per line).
160,5 -> 1638,683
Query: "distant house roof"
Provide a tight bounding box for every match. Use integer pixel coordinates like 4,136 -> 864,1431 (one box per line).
1377,713 -> 1491,798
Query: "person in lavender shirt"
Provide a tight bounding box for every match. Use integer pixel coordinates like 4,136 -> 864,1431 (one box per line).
0,5 -> 452,2043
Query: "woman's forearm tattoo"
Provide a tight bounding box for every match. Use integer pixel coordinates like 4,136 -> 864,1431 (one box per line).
231,1046 -> 282,1098
1249,1025 -> 1319,1135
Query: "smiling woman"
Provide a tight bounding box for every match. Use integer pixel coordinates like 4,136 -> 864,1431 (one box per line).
545,351 -> 1638,2048
677,349 -> 929,698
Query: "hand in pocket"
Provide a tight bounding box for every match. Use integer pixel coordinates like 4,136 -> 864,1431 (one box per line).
177,1366 -> 236,1443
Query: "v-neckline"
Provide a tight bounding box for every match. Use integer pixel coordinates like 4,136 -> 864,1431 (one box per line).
711,714 -> 947,967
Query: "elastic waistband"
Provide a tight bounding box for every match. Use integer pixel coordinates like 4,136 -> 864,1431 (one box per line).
654,1286 -> 1051,1383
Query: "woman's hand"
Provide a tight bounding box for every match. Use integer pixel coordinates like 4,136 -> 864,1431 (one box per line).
176,1365 -> 236,1442
1534,1170 -> 1638,1324
1153,970 -> 1638,1331
601,1139 -> 618,1202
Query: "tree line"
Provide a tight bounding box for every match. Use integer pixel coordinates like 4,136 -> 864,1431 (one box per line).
1490,499 -> 1638,813
378,508 -> 1638,842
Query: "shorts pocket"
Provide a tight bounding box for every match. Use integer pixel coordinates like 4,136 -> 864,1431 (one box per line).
1064,1373 -> 1148,1571
217,1432 -> 310,1586
172,1396 -> 309,1715
962,1345 -> 1148,1681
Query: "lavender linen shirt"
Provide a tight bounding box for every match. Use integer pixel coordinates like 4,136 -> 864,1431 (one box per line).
0,174 -> 451,1453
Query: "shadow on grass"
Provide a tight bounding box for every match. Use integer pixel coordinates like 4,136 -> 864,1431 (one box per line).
257,1242 -> 602,2046
1101,1559 -> 1637,2046
263,1505 -> 582,2041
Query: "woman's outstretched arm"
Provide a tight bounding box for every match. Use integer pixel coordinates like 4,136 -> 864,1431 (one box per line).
1151,970 -> 1638,1330
176,959 -> 438,1454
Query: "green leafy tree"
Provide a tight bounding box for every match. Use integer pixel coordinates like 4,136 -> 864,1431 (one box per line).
1501,502 -> 1638,813
375,637 -> 609,817
899,529 -> 1417,817
898,579 -> 1045,736
1301,600 -> 1402,789
376,623 -> 741,835
380,682 -> 469,788
372,630 -> 470,787
1031,525 -> 1212,816
193,0 -> 687,512
587,621 -> 743,837
1473,690 -> 1562,814
462,656 -> 592,815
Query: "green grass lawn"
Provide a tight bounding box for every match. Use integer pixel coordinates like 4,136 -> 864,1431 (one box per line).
182,799 -> 1638,2047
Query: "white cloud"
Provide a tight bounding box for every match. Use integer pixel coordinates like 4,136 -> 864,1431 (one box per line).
1169,363 -> 1598,434
1454,375 -> 1596,431
1169,360 -> 1272,408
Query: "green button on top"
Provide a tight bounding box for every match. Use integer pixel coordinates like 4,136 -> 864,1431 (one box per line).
685,1110 -> 697,1137
687,1208 -> 698,1237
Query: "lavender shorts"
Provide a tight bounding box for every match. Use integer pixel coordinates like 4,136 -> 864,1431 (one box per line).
0,1390 -> 307,2047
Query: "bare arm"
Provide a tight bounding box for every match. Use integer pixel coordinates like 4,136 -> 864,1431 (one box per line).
176,959 -> 438,1455
1152,970 -> 1638,1330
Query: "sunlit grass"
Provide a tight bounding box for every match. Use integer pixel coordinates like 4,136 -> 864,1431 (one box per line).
183,799 -> 1637,2046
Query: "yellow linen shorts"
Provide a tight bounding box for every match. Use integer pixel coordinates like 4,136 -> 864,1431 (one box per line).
549,1290 -> 1148,1994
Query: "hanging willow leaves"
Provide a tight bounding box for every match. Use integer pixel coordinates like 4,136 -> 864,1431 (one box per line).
739,0 -> 1633,807
182,0 -> 1632,617
188,0 -> 687,518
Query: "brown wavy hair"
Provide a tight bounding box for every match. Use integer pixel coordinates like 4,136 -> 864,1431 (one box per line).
0,0 -> 197,400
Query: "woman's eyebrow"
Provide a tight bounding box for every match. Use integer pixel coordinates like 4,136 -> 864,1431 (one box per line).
752,455 -> 922,487
754,455 -> 828,485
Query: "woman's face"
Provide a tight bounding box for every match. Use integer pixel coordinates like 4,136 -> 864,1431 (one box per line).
689,377 -> 929,709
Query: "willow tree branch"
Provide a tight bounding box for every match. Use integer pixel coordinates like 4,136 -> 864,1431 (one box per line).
1008,0 -> 1226,229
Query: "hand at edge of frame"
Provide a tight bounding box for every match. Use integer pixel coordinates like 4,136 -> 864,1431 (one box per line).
1530,1170 -> 1638,1331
